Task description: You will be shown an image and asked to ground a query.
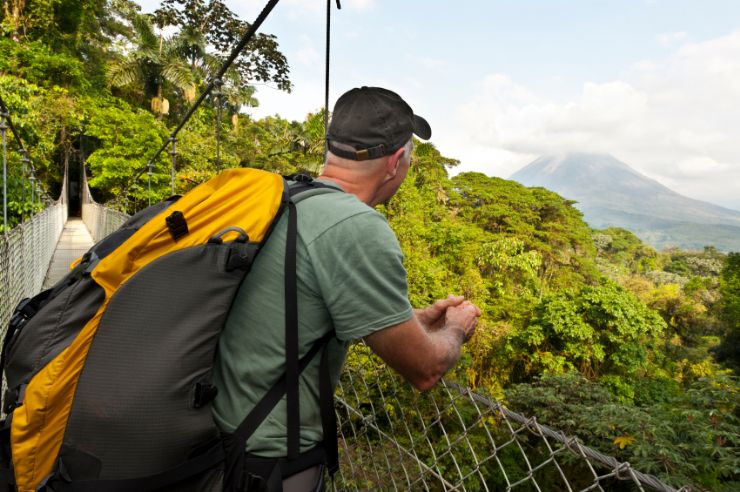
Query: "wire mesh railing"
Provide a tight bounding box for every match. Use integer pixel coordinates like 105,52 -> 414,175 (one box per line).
333,343 -> 689,492
81,166 -> 127,242
0,205 -> 66,335
0,93 -> 66,333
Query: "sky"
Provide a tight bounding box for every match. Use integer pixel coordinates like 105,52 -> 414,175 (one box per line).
138,0 -> 740,211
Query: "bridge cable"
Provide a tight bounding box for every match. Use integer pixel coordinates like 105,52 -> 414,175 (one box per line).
135,0 -> 283,193
1,106 -> 7,234
0,94 -> 54,232
0,95 -> 52,200
324,1 -> 342,155
214,78 -> 223,171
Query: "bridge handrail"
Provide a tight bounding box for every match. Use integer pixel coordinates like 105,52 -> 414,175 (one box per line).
0,93 -> 58,213
335,343 -> 690,492
80,162 -> 127,242
0,93 -> 67,341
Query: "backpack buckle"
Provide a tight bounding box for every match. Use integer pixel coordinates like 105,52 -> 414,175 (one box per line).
166,211 -> 189,242
192,382 -> 218,409
289,173 -> 313,183
8,298 -> 36,334
3,384 -> 26,414
13,298 -> 37,320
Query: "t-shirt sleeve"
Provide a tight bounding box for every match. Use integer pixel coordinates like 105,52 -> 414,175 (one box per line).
306,210 -> 413,341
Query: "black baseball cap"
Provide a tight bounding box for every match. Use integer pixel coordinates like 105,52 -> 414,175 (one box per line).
326,87 -> 432,161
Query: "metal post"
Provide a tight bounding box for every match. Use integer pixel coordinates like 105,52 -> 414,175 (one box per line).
130,184 -> 138,213
147,159 -> 153,207
0,110 -> 8,235
21,153 -> 30,223
169,136 -> 177,195
30,175 -> 35,216
213,78 -> 223,170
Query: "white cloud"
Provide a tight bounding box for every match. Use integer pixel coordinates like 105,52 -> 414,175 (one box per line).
295,36 -> 320,66
347,0 -> 376,11
258,0 -> 375,19
657,31 -> 687,46
420,56 -> 446,70
453,30 -> 740,210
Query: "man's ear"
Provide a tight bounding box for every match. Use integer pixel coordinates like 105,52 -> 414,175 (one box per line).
386,147 -> 406,178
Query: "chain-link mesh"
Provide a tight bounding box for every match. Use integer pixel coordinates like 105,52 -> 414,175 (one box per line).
0,95 -> 67,331
80,167 -> 127,242
333,343 -> 690,492
0,203 -> 65,331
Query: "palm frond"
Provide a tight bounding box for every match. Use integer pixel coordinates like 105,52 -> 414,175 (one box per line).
161,61 -> 196,91
131,14 -> 159,50
107,59 -> 144,88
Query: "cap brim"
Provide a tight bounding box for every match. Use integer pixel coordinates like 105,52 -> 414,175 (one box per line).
413,114 -> 432,140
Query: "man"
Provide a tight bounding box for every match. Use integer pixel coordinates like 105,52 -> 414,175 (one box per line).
213,86 -> 481,491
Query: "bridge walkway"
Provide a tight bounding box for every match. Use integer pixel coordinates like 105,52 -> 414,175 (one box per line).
42,218 -> 94,288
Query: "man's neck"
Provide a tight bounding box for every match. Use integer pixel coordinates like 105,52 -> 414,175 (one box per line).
318,171 -> 378,206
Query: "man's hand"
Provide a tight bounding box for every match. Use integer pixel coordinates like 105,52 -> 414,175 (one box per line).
366,296 -> 482,391
444,301 -> 480,343
414,295 -> 465,331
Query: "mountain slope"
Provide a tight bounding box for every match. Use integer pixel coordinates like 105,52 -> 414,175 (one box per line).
511,153 -> 740,251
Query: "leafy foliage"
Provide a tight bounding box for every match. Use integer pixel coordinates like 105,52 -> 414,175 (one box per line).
509,282 -> 666,382
714,253 -> 740,372
2,2 -> 739,489
506,374 -> 739,491
82,96 -> 168,204
153,0 -> 291,92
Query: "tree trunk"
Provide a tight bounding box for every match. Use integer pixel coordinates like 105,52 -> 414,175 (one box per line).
4,0 -> 26,40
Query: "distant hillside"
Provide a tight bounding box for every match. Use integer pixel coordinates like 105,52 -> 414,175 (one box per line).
511,153 -> 740,251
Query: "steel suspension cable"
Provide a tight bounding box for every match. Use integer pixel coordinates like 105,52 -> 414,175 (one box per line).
214,78 -> 223,170
324,1 -> 342,153
1,108 -> 7,234
133,0 -> 283,188
0,95 -> 27,153
0,94 -> 54,205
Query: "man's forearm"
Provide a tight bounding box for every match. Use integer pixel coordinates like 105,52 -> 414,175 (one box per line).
364,301 -> 478,392
417,317 -> 467,390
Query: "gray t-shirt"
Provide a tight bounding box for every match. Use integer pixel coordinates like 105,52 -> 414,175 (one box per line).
212,179 -> 413,456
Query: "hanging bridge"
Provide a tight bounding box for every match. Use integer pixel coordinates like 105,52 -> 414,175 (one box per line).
0,102 -> 692,492
0,1 -> 694,488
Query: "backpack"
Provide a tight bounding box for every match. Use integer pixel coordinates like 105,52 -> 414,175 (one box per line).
0,168 -> 339,492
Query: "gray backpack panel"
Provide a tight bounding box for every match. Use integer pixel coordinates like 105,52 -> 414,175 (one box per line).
4,277 -> 105,392
62,240 -> 259,480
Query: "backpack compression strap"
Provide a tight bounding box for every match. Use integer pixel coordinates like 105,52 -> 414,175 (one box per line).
284,178 -> 341,468
225,177 -> 341,489
224,176 -> 340,491
285,198 -> 300,459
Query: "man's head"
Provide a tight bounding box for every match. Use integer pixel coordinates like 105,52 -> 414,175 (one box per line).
327,86 -> 431,160
323,87 -> 432,206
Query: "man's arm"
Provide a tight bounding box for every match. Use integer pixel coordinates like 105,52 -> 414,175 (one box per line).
364,299 -> 480,391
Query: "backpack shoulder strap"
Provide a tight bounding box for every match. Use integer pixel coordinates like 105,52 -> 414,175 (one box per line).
225,175 -> 341,484
289,182 -> 342,203
283,176 -> 342,462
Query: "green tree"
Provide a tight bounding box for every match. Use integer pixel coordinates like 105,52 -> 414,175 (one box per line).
506,374 -> 739,491
450,173 -> 598,292
153,0 -> 291,92
106,12 -> 195,117
510,282 -> 666,381
715,252 -> 740,372
83,97 -> 168,206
